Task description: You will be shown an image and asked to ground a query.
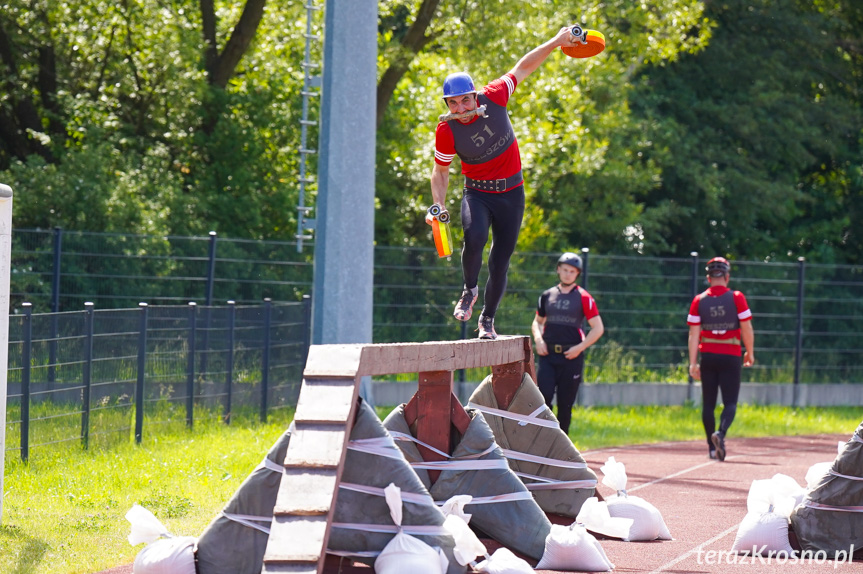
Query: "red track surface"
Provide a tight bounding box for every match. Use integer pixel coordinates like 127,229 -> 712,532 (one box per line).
99,434 -> 860,574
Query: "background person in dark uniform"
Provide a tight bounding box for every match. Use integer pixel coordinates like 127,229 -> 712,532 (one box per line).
531,252 -> 605,434
687,256 -> 755,461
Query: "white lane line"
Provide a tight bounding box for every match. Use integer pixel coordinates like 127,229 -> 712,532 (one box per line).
646,524 -> 739,574
626,460 -> 716,493
593,443 -> 834,494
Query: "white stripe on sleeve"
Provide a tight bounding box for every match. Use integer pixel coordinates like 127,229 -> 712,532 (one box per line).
687,314 -> 701,324
501,74 -> 515,96
738,308 -> 752,320
435,150 -> 455,163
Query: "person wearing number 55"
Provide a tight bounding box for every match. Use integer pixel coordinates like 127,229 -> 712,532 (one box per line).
687,257 -> 755,461
427,26 -> 587,340
531,252 -> 605,434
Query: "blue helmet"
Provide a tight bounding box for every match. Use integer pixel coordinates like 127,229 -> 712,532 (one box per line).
442,72 -> 476,100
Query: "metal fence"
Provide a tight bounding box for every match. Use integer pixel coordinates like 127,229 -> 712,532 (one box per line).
4,300 -> 310,459
7,229 -> 863,387
373,247 -> 863,385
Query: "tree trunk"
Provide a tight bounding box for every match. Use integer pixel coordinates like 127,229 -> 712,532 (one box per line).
376,0 -> 442,128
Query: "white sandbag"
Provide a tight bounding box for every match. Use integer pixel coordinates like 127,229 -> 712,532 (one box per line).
133,536 -> 197,574
600,456 -> 671,541
730,511 -> 794,555
375,483 -> 449,574
475,548 -> 534,574
748,475 -> 803,518
575,497 -> 633,540
731,478 -> 796,555
536,523 -> 614,572
805,462 -> 833,490
127,504 -> 170,545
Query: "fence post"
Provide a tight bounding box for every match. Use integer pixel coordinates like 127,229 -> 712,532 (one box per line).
201,231 -> 217,376
793,257 -> 805,407
580,247 -> 590,291
261,299 -> 272,422
688,251 -> 699,401
135,303 -> 148,444
49,226 -> 62,388
224,301 -> 236,425
302,294 -> 312,371
81,302 -> 94,449
186,302 -> 197,429
21,303 -> 32,462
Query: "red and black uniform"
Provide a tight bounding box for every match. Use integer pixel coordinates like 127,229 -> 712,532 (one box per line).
688,286 -> 752,450
535,285 -> 600,433
434,74 -> 524,319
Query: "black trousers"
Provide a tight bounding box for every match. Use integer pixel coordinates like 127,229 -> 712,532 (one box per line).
700,352 -> 742,449
460,185 -> 525,319
537,350 -> 585,434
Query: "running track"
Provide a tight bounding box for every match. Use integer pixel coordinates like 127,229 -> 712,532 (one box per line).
99,434 -> 860,574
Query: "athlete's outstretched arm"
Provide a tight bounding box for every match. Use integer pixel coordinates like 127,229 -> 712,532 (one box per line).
509,26 -> 580,84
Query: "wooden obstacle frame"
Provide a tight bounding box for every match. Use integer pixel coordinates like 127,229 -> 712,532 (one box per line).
262,336 -> 535,573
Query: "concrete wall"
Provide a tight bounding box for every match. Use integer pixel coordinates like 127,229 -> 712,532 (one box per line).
370,381 -> 863,408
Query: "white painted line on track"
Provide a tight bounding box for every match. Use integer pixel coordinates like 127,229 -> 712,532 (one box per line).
596,442 -> 834,494
646,524 -> 739,574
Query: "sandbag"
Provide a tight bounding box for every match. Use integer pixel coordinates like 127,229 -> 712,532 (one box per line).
196,424 -> 293,574
475,548 -> 534,574
328,400 -> 463,573
790,421 -> 863,558
600,457 -> 672,542
535,523 -> 614,572
126,505 -> 196,574
468,373 -> 597,517
133,537 -> 197,574
383,405 -> 552,560
374,484 -> 449,574
731,476 -> 797,555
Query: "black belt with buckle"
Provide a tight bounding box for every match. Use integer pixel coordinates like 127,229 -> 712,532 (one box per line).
464,170 -> 523,192
552,343 -> 577,354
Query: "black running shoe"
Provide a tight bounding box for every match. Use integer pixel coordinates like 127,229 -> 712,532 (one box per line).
477,314 -> 497,340
453,287 -> 478,322
711,431 -> 726,461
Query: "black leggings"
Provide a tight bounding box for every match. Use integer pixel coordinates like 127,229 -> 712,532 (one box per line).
700,352 -> 742,449
460,185 -> 525,318
537,351 -> 585,435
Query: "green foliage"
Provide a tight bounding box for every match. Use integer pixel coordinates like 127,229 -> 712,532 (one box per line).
1,0 -> 862,265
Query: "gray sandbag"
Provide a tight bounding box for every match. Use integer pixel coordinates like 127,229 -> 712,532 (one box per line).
328,399 -> 464,574
383,405 -> 552,560
468,372 -> 597,518
196,425 -> 293,574
789,420 -> 863,558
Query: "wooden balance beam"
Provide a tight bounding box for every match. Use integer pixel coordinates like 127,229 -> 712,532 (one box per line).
262,336 -> 535,574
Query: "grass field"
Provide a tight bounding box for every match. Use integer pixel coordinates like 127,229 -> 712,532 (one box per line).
1,404 -> 860,574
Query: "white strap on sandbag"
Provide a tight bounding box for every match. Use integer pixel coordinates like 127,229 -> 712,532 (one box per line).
338,482 -> 438,507
519,476 -> 598,491
221,512 -> 272,535
389,431 -> 497,460
389,431 -> 508,471
330,522 -> 450,536
467,402 -> 560,429
435,491 -> 534,506
804,501 -> 863,513
501,448 -> 589,469
411,459 -> 510,471
829,469 -> 863,481
853,434 -> 863,444
347,436 -> 407,461
259,456 -> 286,474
